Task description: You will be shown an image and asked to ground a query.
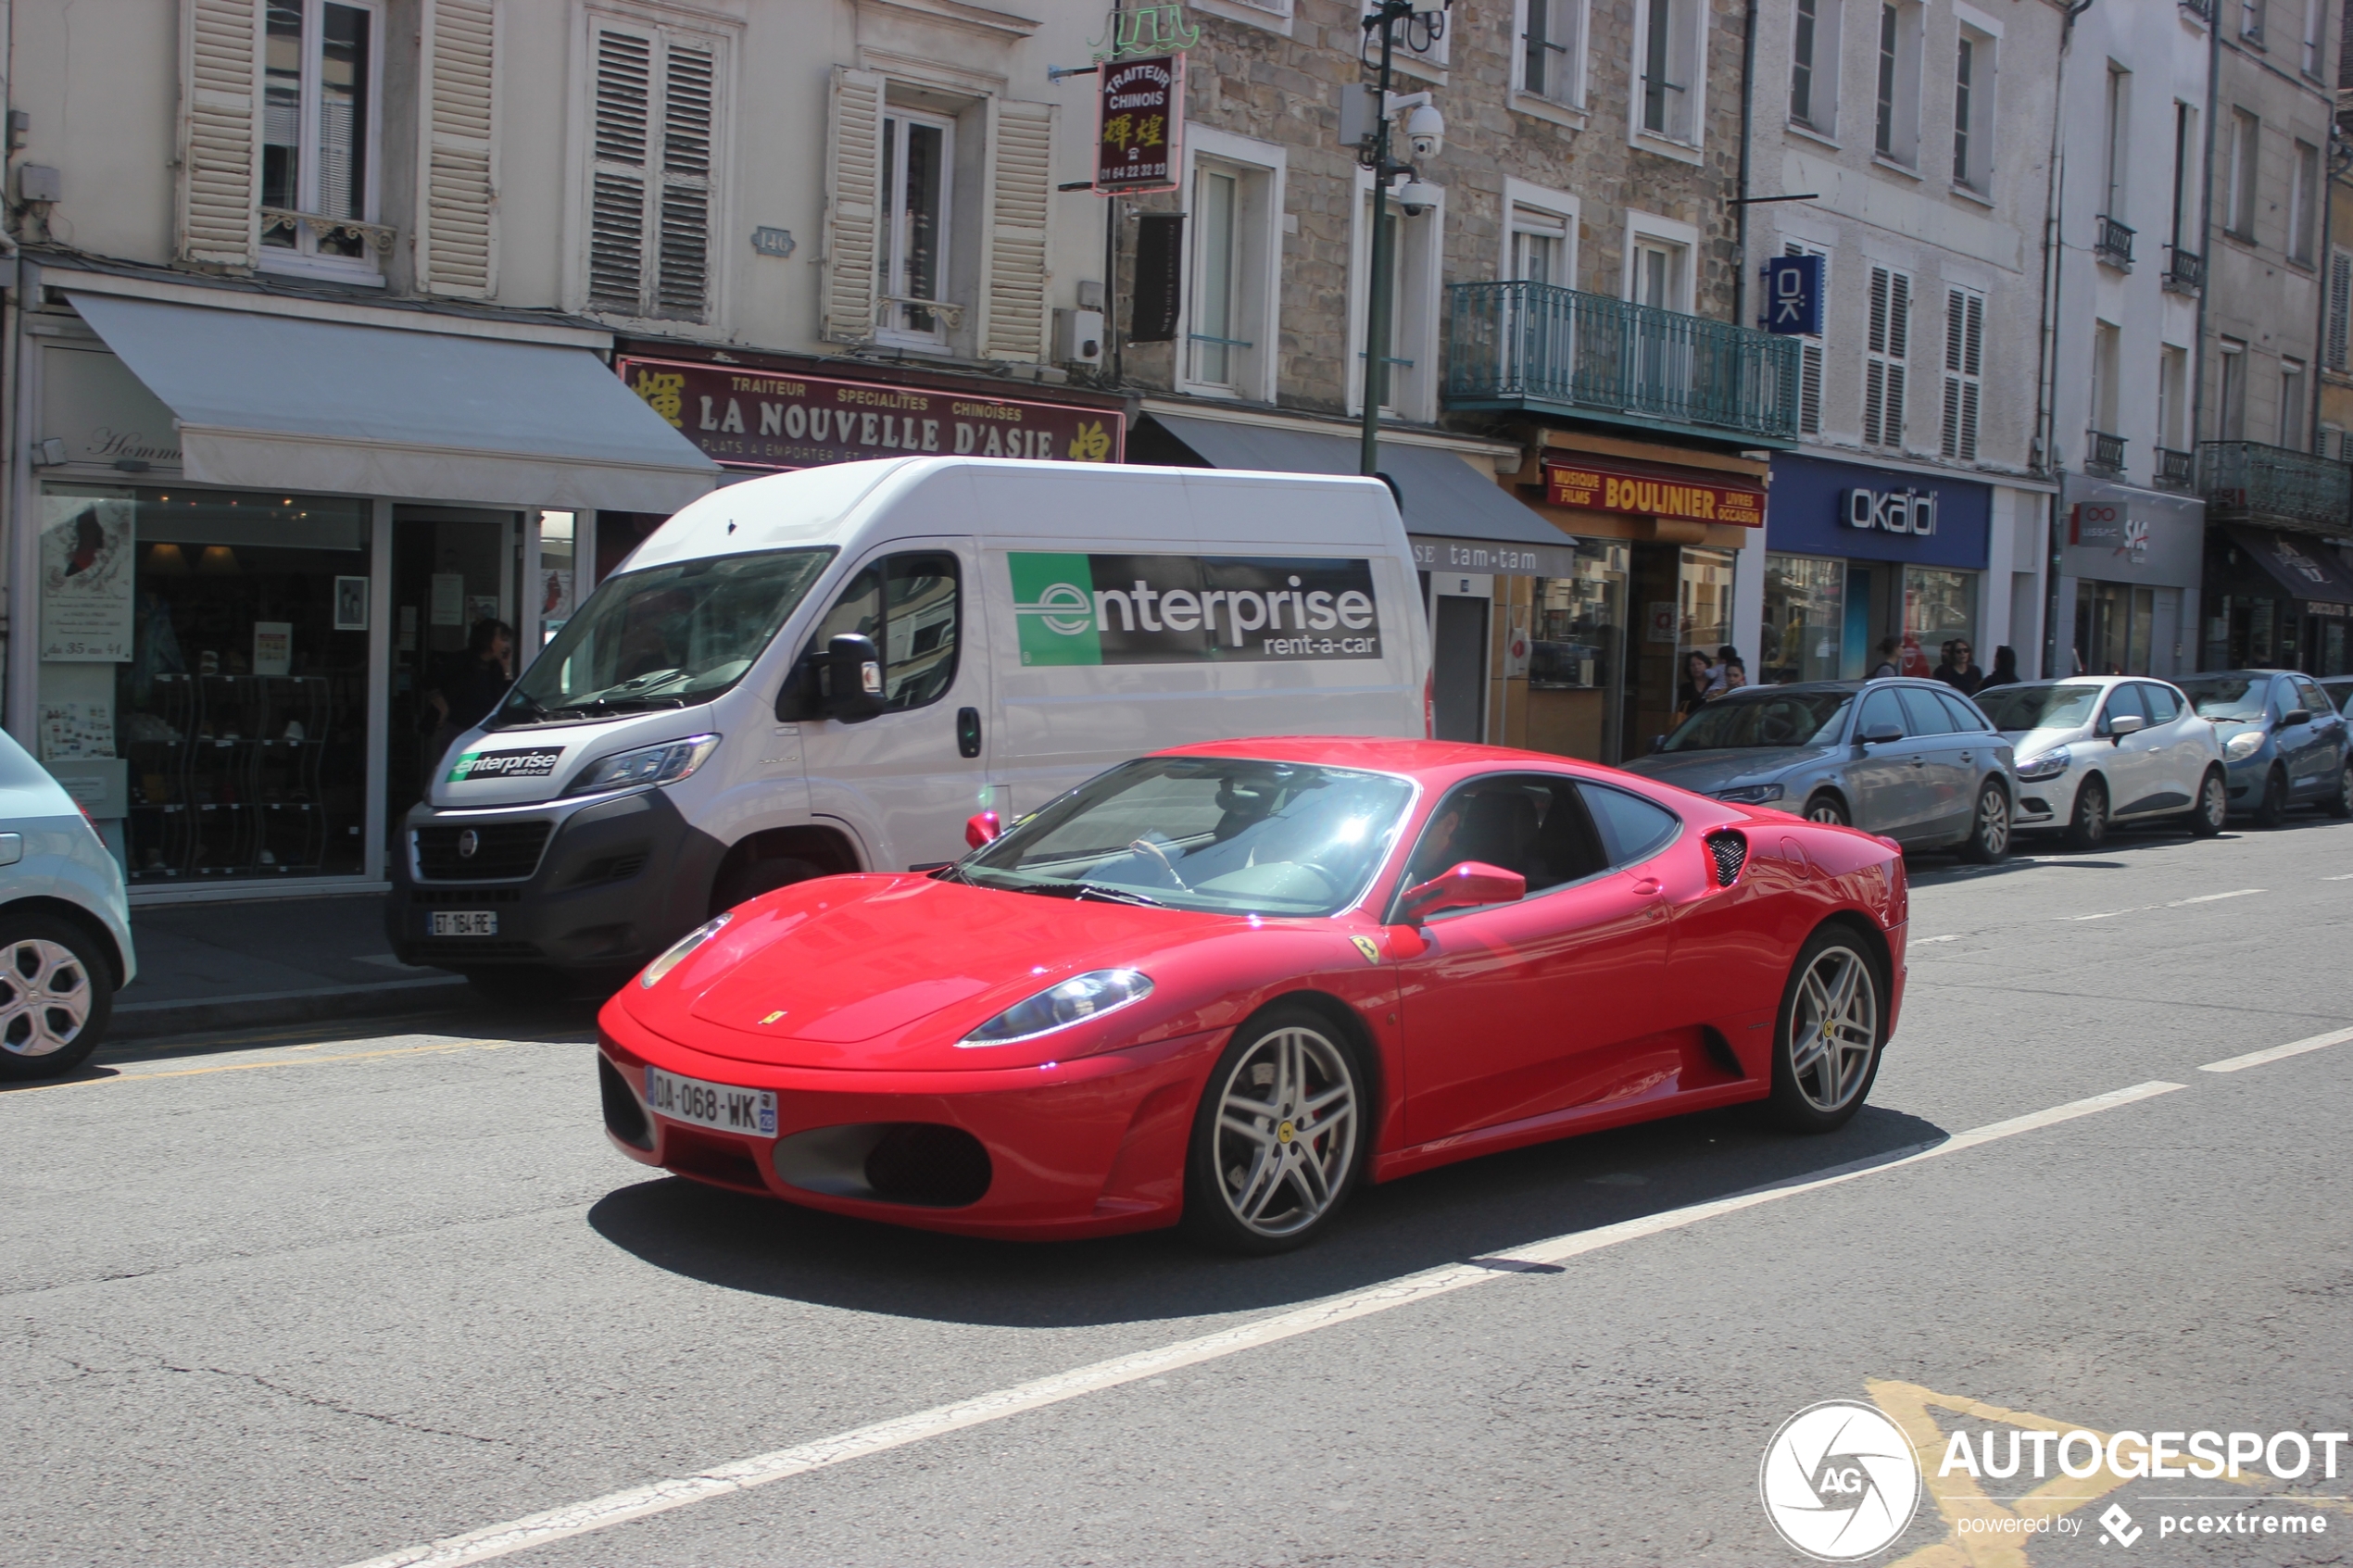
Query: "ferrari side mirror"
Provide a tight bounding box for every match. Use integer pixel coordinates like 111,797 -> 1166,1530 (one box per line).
964,810 -> 1001,848
1399,860 -> 1526,921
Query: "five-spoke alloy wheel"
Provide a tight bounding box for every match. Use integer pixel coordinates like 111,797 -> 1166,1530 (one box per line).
1768,929 -> 1884,1133
1185,1008 -> 1364,1253
1962,781 -> 2010,863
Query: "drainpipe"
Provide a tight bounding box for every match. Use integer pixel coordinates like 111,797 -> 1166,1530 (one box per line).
2036,1 -> 2094,681
1731,0 -> 1759,332
2187,0 -> 2221,671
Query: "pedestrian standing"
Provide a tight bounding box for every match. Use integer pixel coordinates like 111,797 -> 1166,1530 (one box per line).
1988,646 -> 2020,687
423,619 -> 515,786
1933,639 -> 1985,695
1678,650 -> 1713,719
1869,636 -> 1901,679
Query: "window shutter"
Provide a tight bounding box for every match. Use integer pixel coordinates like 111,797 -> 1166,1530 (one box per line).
2327,249 -> 2352,372
1940,289 -> 1982,461
1886,272 -> 1910,358
1800,342 -> 1823,434
417,0 -> 499,298
178,0 -> 261,267
978,97 -> 1057,362
822,68 -> 886,343
655,41 -> 716,320
587,23 -> 653,315
1864,358 -> 1886,446
1867,267 -> 1890,356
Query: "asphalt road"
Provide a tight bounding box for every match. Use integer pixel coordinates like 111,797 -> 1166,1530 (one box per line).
6,810 -> 2352,1568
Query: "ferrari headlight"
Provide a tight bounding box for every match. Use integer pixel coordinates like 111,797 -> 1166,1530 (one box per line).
2225,731 -> 2265,760
1714,782 -> 1784,805
567,734 -> 720,797
960,969 -> 1153,1047
639,912 -> 731,989
2014,746 -> 2072,782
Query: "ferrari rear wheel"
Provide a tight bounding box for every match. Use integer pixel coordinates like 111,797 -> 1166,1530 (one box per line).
1768,928 -> 1884,1135
1184,1008 -> 1365,1254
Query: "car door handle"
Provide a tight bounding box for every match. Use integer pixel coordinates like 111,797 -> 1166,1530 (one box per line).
1958,751 -> 1972,763
956,707 -> 982,759
1630,876 -> 1662,896
1909,759 -> 1926,769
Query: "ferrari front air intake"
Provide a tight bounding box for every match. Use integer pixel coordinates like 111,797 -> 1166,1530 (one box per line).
1705,830 -> 1748,887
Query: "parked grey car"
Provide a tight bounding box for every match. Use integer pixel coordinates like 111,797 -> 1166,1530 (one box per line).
0,728 -> 135,1079
1621,680 -> 2017,860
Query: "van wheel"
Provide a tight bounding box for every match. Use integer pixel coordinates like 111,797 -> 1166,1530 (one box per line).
2190,768 -> 2229,837
2065,776 -> 2108,850
711,857 -> 824,916
0,913 -> 113,1081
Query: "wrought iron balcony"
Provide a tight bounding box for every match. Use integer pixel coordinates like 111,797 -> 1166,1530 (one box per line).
2085,431 -> 2127,475
2154,446 -> 2196,488
2163,246 -> 2203,294
2199,440 -> 2353,533
1444,281 -> 1802,444
2178,0 -> 2215,22
2094,216 -> 2135,270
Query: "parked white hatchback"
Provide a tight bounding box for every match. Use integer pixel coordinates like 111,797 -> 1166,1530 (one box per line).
0,729 -> 134,1080
1975,678 -> 2229,848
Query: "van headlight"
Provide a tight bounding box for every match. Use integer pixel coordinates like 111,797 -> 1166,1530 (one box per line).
2014,746 -> 2072,781
959,970 -> 1153,1047
639,913 -> 730,989
568,734 -> 720,797
2224,732 -> 2265,760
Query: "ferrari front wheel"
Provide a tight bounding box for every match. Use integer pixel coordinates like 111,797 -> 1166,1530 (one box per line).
1183,1007 -> 1365,1254
1768,928 -> 1885,1135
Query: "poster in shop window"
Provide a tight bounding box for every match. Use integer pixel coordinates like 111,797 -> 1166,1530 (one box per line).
39,495 -> 135,662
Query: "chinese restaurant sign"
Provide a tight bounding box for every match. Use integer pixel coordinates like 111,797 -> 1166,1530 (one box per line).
619,358 -> 1124,470
1097,56 -> 1181,194
1544,458 -> 1765,527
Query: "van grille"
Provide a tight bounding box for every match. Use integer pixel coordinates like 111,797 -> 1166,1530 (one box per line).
414,822 -> 552,881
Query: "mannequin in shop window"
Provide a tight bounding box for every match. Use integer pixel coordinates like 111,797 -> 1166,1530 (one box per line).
422,619 -> 514,784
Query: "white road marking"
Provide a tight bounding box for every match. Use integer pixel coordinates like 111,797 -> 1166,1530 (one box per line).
2198,1024 -> 2353,1074
2059,889 -> 2265,922
339,1080 -> 2186,1568
2324,873 -> 2353,881
1916,935 -> 1962,944
2166,888 -> 2266,906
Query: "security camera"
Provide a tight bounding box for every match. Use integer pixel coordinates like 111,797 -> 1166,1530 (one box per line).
1404,103 -> 1445,160
1395,180 -> 1437,218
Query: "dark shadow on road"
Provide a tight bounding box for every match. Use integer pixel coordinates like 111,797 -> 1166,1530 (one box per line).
72,1000 -> 604,1069
585,1098 -> 1950,1330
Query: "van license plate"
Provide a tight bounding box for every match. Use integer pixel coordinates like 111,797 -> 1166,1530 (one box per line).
430,911 -> 498,936
644,1066 -> 777,1136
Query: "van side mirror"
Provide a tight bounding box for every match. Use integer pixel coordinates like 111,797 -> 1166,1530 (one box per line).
2106,713 -> 2146,740
1399,860 -> 1526,921
2283,708 -> 2312,727
1858,722 -> 1904,746
821,633 -> 885,721
964,810 -> 1001,848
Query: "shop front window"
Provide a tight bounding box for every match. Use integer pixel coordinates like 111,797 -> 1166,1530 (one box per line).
1763,554 -> 1844,684
2074,580 -> 2155,676
39,484 -> 373,886
1679,545 -> 1736,668
1903,566 -> 1979,676
1523,541 -> 1629,762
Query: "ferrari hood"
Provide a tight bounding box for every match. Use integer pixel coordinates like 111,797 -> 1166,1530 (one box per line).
623,873 -> 1245,1069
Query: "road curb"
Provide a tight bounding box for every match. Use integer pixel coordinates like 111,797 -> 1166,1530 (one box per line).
110,975 -> 473,1040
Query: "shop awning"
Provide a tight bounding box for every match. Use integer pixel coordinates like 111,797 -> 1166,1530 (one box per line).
2230,528 -> 2353,608
68,293 -> 721,513
1144,412 -> 1583,577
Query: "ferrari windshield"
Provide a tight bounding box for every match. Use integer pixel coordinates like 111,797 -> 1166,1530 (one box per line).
496,548 -> 835,725
1977,684 -> 2102,733
1661,690 -> 1853,752
961,757 -> 1415,918
2177,675 -> 2272,722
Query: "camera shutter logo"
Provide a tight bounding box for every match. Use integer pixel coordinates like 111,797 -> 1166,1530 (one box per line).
1759,1400 -> 1921,1560
457,830 -> 479,860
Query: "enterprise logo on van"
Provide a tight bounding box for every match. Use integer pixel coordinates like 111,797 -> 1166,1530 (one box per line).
447,746 -> 564,783
1010,553 -> 1382,667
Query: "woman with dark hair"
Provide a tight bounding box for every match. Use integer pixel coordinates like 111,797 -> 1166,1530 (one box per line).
1678,649 -> 1713,718
1988,646 -> 2020,688
422,619 -> 515,784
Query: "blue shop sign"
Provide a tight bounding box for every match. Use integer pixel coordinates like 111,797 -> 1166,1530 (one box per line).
1765,451 -> 1990,569
1762,256 -> 1823,336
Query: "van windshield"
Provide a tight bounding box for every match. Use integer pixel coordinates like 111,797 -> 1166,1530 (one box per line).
494,548 -> 835,725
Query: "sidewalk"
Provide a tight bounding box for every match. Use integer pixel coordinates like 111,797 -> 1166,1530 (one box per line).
115,894 -> 469,1039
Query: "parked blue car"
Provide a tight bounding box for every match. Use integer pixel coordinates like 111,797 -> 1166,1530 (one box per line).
2175,671 -> 2352,826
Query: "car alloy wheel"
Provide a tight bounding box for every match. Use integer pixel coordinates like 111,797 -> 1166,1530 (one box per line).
2066,775 -> 2108,851
2191,769 -> 2229,837
2326,763 -> 2353,820
2255,766 -> 2289,830
1187,1010 -> 1362,1251
1806,794 -> 1849,826
1768,933 -> 1883,1133
1962,782 -> 2009,863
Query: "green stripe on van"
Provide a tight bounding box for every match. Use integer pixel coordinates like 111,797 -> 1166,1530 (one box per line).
1009,552 -> 1104,667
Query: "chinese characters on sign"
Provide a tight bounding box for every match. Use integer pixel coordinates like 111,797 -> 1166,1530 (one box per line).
620,358 -> 1125,470
1545,460 -> 1766,527
1097,56 -> 1181,194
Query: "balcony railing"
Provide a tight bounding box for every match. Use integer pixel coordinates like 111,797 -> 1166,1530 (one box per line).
2094,216 -> 2135,270
2179,0 -> 2215,22
2163,246 -> 2204,294
2155,446 -> 2196,488
2199,440 -> 2353,532
2086,431 -> 2127,474
1444,281 -> 1802,443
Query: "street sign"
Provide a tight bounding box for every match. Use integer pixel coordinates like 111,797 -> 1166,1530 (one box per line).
1096,55 -> 1182,194
1763,255 -> 1823,335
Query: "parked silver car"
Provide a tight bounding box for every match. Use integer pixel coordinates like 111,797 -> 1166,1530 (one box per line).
1974,677 -> 2229,847
0,728 -> 135,1080
1621,679 -> 2017,860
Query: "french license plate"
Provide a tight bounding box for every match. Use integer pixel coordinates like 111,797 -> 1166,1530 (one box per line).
430,910 -> 498,936
644,1066 -> 777,1137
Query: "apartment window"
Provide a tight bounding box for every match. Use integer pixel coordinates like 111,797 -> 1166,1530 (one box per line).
1511,204 -> 1571,285
2242,0 -> 2266,38
1191,168 -> 1242,387
2280,359 -> 2306,448
1940,286 -> 1983,460
2090,321 -> 2121,438
1637,0 -> 1701,143
260,0 -> 383,276
1179,132 -> 1283,400
1952,30 -> 1994,191
1872,4 -> 1919,166
2100,66 -> 2129,222
1518,0 -> 1587,106
875,108 -> 953,344
1365,0 -> 1447,70
2228,109 -> 2259,239
2300,0 -> 2323,74
587,20 -> 722,323
2170,102 -> 2197,250
2327,248 -> 2352,371
2219,339 -> 2247,439
2158,345 -> 2189,451
1350,176 -> 1442,420
1784,242 -> 1827,436
2289,141 -> 2320,264
1791,0 -> 1843,133
1629,234 -> 1691,311
1864,265 -> 1911,447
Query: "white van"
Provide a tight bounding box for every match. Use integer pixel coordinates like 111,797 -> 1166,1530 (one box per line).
387,457 -> 1431,987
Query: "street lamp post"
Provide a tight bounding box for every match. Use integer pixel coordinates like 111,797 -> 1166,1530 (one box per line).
1356,0 -> 1446,478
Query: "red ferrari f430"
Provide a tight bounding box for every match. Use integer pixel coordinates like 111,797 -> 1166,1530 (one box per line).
597,738 -> 1908,1252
